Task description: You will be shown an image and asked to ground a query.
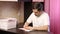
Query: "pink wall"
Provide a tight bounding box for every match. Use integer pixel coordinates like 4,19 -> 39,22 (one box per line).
45,0 -> 60,34
45,0 -> 50,15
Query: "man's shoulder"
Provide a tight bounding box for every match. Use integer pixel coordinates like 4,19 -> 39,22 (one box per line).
30,12 -> 35,16
43,12 -> 49,16
29,12 -> 35,18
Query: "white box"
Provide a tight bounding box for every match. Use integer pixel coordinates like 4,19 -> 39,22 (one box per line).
0,18 -> 17,30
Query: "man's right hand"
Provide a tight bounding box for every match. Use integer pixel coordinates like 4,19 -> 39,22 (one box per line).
23,26 -> 33,30
23,22 -> 33,30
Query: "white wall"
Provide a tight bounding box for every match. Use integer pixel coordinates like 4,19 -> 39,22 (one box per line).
32,0 -> 44,2
0,0 -> 17,1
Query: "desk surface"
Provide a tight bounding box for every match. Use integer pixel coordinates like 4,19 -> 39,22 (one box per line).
0,28 -> 53,34
0,23 -> 53,34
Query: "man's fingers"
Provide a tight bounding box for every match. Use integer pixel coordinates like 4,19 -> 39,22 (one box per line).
23,26 -> 33,30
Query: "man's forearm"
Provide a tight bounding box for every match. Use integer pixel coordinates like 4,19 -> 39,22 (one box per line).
33,26 -> 48,31
23,22 -> 29,27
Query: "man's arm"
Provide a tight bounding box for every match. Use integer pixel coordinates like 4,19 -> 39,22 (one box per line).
23,22 -> 48,31
33,25 -> 48,31
23,22 -> 31,28
24,24 -> 48,31
23,22 -> 34,30
23,13 -> 33,28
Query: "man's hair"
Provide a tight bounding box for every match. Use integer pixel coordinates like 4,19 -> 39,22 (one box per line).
32,2 -> 43,11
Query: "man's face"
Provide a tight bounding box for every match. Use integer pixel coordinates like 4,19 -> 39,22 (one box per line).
33,9 -> 41,17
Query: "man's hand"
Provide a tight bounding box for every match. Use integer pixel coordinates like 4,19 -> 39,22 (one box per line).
23,22 -> 33,30
24,26 -> 33,30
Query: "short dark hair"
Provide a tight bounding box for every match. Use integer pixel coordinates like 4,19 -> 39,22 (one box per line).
32,2 -> 43,11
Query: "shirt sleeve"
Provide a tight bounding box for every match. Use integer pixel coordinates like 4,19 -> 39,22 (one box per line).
44,14 -> 50,25
26,13 -> 33,23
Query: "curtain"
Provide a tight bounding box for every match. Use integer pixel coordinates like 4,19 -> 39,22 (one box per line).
45,0 -> 60,34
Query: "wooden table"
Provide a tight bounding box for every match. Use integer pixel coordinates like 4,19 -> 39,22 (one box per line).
0,28 -> 53,34
0,23 -> 53,34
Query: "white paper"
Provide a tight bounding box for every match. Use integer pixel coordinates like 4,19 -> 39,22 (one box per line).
19,28 -> 32,32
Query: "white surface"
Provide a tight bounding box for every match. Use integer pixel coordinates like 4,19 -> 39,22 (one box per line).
19,28 -> 32,32
0,18 -> 17,30
0,0 -> 17,1
32,0 -> 44,2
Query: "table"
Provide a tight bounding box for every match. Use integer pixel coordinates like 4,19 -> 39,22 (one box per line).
0,23 -> 53,34
0,28 -> 53,34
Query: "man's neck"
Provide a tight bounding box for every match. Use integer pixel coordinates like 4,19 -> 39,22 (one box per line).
38,11 -> 43,17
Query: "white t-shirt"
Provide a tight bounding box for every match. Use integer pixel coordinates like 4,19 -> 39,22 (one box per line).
26,12 -> 50,31
26,12 -> 50,27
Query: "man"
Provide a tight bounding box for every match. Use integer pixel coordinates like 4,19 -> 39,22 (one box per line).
23,3 -> 50,31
